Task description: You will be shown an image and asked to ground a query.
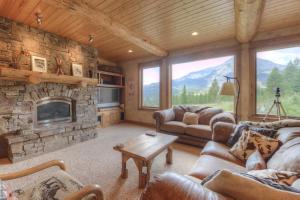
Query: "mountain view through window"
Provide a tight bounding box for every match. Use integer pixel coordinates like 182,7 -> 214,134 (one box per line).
142,66 -> 160,108
171,56 -> 235,111
256,47 -> 300,116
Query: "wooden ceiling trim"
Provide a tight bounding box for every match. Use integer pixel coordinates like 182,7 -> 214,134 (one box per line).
109,0 -> 196,23
132,9 -> 233,37
21,0 -> 43,25
108,0 -> 160,20
127,8 -> 232,36
91,12 -> 233,44
41,0 -> 167,57
234,0 -> 265,43
90,0 -> 233,41
96,0 -> 133,14
42,10 -> 72,32
14,0 -> 41,20
118,0 -> 230,28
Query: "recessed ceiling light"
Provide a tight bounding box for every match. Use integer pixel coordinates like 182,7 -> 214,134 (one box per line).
128,49 -> 133,53
192,32 -> 198,36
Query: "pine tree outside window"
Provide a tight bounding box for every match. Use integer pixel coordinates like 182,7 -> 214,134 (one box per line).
256,46 -> 300,117
171,56 -> 235,112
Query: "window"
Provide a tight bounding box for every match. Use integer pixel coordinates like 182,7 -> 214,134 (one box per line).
256,46 -> 300,117
171,55 -> 235,111
140,63 -> 160,108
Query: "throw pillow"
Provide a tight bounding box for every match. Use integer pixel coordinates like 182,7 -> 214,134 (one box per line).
247,169 -> 300,186
292,179 -> 300,190
203,170 -> 300,200
246,150 -> 267,171
0,180 -> 16,200
267,137 -> 300,172
182,112 -> 199,125
240,119 -> 300,130
227,124 -> 277,147
230,129 -> 281,161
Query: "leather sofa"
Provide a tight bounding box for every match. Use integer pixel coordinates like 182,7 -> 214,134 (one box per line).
140,121 -> 300,200
153,106 -> 235,147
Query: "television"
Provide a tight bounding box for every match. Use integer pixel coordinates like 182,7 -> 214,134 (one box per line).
97,87 -> 120,108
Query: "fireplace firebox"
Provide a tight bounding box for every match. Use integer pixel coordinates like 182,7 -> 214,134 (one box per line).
35,97 -> 75,126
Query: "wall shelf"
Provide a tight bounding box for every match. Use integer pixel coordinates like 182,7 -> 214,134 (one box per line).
96,70 -> 124,88
0,67 -> 98,87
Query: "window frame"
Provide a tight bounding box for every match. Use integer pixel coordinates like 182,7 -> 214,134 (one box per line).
252,43 -> 300,119
138,60 -> 162,110
168,51 -> 238,112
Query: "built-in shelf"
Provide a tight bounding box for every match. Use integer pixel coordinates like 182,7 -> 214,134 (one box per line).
0,67 -> 98,87
96,70 -> 124,88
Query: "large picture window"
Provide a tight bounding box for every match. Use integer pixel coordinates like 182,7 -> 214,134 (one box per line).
256,46 -> 300,117
140,63 -> 160,108
171,56 -> 235,111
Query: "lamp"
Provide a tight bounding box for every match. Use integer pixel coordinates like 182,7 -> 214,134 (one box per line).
219,76 -> 240,123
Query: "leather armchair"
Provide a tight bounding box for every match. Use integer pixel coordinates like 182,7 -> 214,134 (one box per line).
140,172 -> 231,200
212,122 -> 236,144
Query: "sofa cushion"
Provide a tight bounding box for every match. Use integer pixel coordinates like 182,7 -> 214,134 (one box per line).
203,170 -> 300,200
267,137 -> 300,172
292,179 -> 300,190
160,121 -> 186,134
276,127 -> 300,144
241,119 -> 300,130
183,112 -> 199,125
198,108 -> 223,125
230,130 -> 281,161
247,169 -> 300,186
189,155 -> 246,180
173,106 -> 186,121
246,150 -> 267,171
0,180 -> 11,200
201,141 -> 244,166
209,112 -> 235,130
185,125 -> 211,139
12,170 -> 93,200
227,124 -> 277,147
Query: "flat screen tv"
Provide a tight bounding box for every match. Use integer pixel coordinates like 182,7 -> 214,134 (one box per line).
97,87 -> 120,108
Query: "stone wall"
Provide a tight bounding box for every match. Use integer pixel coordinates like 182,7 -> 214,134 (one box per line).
0,16 -> 98,75
0,17 -> 99,162
0,81 -> 98,162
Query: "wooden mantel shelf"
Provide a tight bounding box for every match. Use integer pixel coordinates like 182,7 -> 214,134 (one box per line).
0,67 -> 98,87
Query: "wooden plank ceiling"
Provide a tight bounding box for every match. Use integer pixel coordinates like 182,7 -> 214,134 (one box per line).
0,0 -> 300,62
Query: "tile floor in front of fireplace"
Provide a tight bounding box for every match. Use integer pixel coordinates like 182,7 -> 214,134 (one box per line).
0,123 -> 201,200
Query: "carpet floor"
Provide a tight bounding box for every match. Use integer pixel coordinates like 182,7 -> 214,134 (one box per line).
0,123 -> 201,200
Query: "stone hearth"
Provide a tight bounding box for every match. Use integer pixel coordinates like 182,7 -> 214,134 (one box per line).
0,81 -> 98,162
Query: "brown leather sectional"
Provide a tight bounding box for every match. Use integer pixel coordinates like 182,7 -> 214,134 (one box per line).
141,121 -> 300,200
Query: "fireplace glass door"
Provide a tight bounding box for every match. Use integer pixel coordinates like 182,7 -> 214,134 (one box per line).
36,97 -> 73,126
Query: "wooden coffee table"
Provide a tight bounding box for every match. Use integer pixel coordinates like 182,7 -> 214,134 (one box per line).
114,132 -> 178,188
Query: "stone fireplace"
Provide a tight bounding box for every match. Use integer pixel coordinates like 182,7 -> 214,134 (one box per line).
0,81 -> 98,162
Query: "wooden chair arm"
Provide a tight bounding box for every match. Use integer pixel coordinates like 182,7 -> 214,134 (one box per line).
0,160 -> 66,181
64,184 -> 104,200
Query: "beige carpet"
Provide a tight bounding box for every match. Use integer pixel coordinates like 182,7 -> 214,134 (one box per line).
0,123 -> 201,200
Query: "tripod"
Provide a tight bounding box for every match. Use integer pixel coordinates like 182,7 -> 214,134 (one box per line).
263,88 -> 287,121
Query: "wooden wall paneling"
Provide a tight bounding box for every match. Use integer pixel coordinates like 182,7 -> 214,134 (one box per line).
239,43 -> 252,120
42,0 -> 168,57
